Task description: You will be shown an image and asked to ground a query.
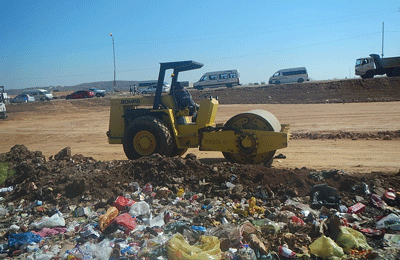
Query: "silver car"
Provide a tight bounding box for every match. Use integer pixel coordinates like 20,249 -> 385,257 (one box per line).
140,84 -> 171,95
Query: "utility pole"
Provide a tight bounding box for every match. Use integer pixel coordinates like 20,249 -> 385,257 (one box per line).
110,33 -> 116,87
382,22 -> 384,58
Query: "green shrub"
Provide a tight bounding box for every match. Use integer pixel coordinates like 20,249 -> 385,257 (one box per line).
0,163 -> 14,185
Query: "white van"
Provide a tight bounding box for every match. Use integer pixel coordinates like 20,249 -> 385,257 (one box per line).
193,70 -> 240,90
268,67 -> 308,85
23,89 -> 53,101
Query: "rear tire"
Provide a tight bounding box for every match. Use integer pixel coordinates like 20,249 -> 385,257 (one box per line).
387,68 -> 400,77
297,78 -> 304,83
275,81 -> 280,85
361,70 -> 374,79
123,116 -> 173,160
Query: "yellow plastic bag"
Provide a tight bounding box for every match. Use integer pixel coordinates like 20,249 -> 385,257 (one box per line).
336,226 -> 372,254
98,206 -> 119,231
166,234 -> 222,260
177,187 -> 185,197
309,235 -> 344,259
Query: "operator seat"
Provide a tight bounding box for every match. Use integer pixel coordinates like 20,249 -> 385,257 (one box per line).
171,82 -> 199,123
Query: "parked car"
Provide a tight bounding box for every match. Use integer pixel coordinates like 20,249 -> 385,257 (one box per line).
11,94 -> 35,103
89,87 -> 107,97
66,90 -> 95,100
141,84 -> 170,94
23,89 -> 53,101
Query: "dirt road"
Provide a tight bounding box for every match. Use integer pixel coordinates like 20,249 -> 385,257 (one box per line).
1,98 -> 399,173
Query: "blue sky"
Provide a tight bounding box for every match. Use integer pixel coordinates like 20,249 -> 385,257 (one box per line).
0,0 -> 399,89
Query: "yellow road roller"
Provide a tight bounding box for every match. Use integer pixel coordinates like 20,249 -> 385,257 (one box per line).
107,61 -> 289,164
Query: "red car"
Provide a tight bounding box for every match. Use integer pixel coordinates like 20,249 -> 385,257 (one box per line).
66,90 -> 95,100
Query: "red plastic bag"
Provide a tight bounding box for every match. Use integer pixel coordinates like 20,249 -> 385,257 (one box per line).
113,196 -> 135,212
291,216 -> 305,226
113,213 -> 136,234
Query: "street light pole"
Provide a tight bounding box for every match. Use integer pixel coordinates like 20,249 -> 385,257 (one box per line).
109,33 -> 116,87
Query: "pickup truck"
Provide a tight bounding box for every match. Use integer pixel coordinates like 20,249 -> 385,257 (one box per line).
89,88 -> 107,97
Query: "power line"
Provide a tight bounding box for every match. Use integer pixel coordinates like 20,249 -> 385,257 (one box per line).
9,31 -> 390,83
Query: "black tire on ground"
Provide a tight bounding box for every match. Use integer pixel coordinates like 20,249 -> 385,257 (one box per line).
388,68 -> 400,77
123,116 -> 173,160
275,81 -> 280,85
297,78 -> 304,83
227,84 -> 233,88
361,70 -> 374,79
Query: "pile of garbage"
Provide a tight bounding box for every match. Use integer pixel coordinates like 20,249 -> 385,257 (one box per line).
0,145 -> 400,259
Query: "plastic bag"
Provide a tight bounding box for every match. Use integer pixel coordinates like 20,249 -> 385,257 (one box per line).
129,201 -> 150,216
88,239 -> 113,259
166,234 -> 221,260
205,224 -> 242,250
376,213 -> 400,230
113,196 -> 135,211
29,211 -> 65,230
336,226 -> 372,254
165,221 -> 200,245
113,213 -> 136,234
310,184 -> 341,209
99,206 -> 119,231
8,232 -> 42,249
309,235 -> 344,259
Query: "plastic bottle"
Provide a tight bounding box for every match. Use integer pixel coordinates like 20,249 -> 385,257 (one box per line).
99,206 -> 119,231
0,186 -> 13,193
25,200 -> 43,211
278,246 -> 296,258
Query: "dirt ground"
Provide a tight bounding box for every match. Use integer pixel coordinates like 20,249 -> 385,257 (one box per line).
1,94 -> 399,174
1,78 -> 400,259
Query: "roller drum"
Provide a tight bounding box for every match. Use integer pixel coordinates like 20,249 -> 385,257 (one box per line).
223,110 -> 281,164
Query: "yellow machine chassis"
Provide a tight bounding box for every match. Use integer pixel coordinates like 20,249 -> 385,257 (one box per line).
107,94 -> 289,163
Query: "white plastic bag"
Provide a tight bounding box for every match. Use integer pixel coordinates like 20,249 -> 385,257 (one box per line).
376,213 -> 400,230
30,211 -> 65,230
129,201 -> 150,216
